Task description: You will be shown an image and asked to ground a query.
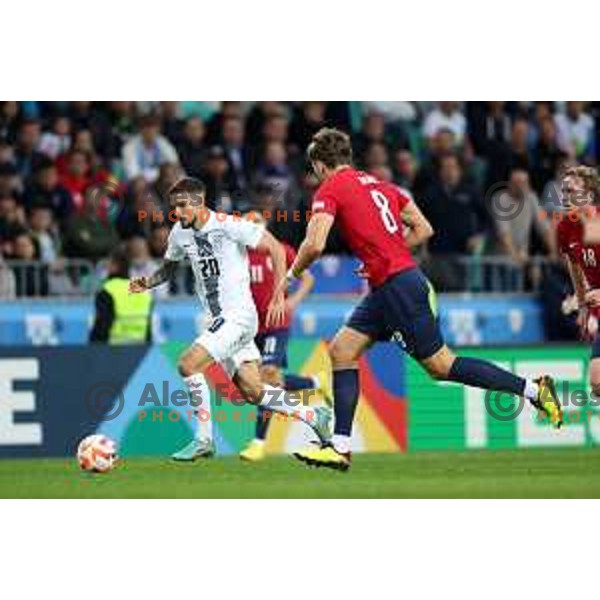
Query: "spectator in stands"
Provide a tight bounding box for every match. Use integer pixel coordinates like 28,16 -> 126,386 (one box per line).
178,116 -> 206,179
245,102 -> 286,147
0,250 -> 16,298
485,118 -> 533,190
467,101 -> 512,157
289,101 -> 328,153
0,101 -> 20,144
59,150 -> 92,210
205,101 -> 244,144
38,115 -> 71,159
29,206 -> 59,263
222,115 -> 249,192
0,162 -> 20,201
201,145 -> 235,211
23,159 -> 73,223
0,194 -> 26,247
532,117 -> 566,194
63,192 -> 119,262
554,101 -> 596,163
122,113 -> 179,182
255,141 -> 299,208
413,129 -> 457,196
11,232 -> 49,296
420,155 -> 486,290
392,149 -> 418,192
353,111 -> 392,167
148,225 -> 169,259
363,101 -> 418,123
105,101 -> 137,157
363,142 -> 390,173
160,101 -> 184,147
69,101 -> 113,158
492,168 -> 555,266
423,102 -> 466,146
14,119 -> 45,181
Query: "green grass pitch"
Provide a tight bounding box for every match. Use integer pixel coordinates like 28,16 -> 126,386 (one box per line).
1,448 -> 600,498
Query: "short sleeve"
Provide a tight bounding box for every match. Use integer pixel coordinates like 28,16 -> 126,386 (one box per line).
312,185 -> 338,217
223,215 -> 265,248
556,222 -> 574,258
390,184 -> 413,211
164,225 -> 185,261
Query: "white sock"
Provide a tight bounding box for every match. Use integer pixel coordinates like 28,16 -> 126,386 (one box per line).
258,385 -> 317,427
310,374 -> 320,389
184,374 -> 213,443
332,434 -> 351,454
523,379 -> 539,402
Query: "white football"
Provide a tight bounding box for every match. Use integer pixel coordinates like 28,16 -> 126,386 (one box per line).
77,435 -> 117,473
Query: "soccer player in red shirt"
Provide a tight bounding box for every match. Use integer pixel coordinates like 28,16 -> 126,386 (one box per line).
557,165 -> 600,395
276,128 -> 563,470
240,234 -> 331,461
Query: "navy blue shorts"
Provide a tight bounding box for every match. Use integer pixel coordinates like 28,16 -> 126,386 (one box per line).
346,267 -> 445,360
255,329 -> 289,368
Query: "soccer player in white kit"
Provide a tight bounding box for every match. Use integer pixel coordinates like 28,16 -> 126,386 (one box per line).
128,177 -> 332,459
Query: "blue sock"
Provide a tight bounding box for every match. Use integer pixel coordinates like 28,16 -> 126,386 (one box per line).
448,357 -> 526,396
255,407 -> 271,441
333,369 -> 359,436
284,374 -> 315,390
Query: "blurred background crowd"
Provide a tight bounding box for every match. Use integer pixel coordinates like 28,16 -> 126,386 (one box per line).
0,101 -> 597,302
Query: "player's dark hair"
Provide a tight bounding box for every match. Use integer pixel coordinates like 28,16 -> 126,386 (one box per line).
307,127 -> 353,169
167,177 -> 206,205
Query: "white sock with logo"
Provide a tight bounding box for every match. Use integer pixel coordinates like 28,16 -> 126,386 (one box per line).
331,434 -> 351,454
184,373 -> 213,443
523,379 -> 539,402
258,385 -> 317,426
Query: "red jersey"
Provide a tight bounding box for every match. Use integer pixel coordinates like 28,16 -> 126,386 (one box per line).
249,242 -> 296,333
312,167 -> 415,287
556,208 -> 600,290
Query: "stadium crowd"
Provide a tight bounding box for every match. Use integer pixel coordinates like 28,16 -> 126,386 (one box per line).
0,101 -> 598,298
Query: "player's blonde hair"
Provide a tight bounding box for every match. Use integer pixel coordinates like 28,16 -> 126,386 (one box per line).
562,164 -> 600,203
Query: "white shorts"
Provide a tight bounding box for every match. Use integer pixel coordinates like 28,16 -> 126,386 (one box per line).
194,312 -> 260,376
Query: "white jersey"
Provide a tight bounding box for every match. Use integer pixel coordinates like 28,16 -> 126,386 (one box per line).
165,211 -> 265,321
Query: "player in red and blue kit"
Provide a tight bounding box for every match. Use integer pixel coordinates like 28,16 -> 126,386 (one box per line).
276,128 -> 563,470
557,165 -> 600,398
240,225 -> 332,462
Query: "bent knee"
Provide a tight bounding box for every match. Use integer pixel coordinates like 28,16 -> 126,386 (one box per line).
591,378 -> 600,398
328,339 -> 359,367
178,355 -> 197,378
260,365 -> 282,387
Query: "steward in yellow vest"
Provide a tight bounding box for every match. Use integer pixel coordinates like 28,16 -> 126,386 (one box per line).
89,248 -> 152,344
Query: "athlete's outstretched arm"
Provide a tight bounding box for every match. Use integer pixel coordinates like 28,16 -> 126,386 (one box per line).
401,200 -> 434,248
286,269 -> 314,312
129,260 -> 178,292
289,213 -> 335,277
256,230 -> 288,328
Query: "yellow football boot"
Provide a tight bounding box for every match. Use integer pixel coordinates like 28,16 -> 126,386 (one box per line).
239,440 -> 266,462
294,444 -> 351,472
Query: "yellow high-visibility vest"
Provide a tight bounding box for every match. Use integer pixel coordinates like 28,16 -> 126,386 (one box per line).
102,277 -> 152,344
